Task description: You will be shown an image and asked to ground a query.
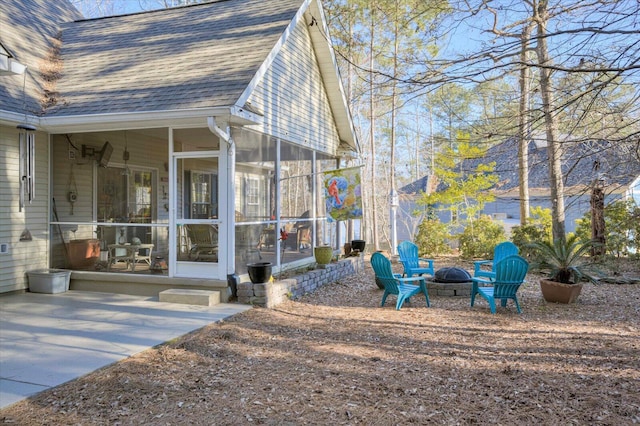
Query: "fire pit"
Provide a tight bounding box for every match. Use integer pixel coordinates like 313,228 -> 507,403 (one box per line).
427,267 -> 473,297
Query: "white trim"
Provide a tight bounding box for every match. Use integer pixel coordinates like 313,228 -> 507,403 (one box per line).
0,110 -> 32,126
1,106 -> 261,133
236,0 -> 312,108
306,0 -> 359,153
236,0 -> 358,153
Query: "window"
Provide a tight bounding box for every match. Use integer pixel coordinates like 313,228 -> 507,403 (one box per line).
190,171 -> 217,219
245,177 -> 260,218
97,166 -> 155,223
130,170 -> 153,222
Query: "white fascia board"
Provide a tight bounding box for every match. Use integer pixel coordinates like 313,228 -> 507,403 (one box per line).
237,0 -> 358,154
306,0 -> 359,153
236,0 -> 312,108
0,109 -> 34,126
39,105 -> 261,133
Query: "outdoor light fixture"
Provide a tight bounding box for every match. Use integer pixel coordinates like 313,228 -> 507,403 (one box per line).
18,123 -> 36,212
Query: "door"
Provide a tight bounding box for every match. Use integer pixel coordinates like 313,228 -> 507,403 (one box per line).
172,153 -> 222,278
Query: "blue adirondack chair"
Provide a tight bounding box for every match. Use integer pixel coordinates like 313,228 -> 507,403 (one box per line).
397,241 -> 435,278
473,241 -> 519,280
371,252 -> 430,310
471,254 -> 529,314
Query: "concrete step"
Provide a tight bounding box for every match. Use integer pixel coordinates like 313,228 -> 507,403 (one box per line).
159,289 -> 220,306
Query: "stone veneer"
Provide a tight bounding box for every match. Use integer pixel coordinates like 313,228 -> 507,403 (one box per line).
237,256 -> 365,308
426,280 -> 472,297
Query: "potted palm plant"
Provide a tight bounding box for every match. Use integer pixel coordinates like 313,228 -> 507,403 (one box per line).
527,235 -> 602,304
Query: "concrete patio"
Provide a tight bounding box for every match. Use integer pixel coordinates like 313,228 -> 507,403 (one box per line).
0,291 -> 251,410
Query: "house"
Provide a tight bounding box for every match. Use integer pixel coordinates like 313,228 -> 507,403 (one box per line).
398,137 -> 640,241
0,0 -> 359,298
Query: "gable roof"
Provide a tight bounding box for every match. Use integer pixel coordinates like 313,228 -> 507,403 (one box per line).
0,0 -> 357,151
0,0 -> 82,120
48,0 -> 303,117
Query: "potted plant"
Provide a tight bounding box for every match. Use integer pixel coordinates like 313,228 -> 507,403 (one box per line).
314,245 -> 333,265
351,239 -> 366,253
247,262 -> 272,284
527,235 -> 602,304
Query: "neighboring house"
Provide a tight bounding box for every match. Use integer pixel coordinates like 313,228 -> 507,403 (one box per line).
0,0 -> 359,298
399,137 -> 640,241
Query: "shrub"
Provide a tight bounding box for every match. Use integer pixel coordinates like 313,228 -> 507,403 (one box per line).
458,215 -> 505,259
511,207 -> 552,260
415,219 -> 452,257
574,199 -> 640,257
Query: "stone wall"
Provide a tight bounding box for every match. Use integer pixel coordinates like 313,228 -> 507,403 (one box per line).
426,280 -> 472,297
237,256 -> 365,308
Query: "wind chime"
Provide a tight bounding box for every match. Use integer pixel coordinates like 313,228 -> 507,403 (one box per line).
122,130 -> 130,176
18,123 -> 36,242
18,123 -> 36,212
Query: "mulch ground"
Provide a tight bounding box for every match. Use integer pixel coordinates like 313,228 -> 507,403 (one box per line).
1,257 -> 639,425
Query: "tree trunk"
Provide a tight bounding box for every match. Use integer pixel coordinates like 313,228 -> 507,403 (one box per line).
535,0 -> 566,243
369,8 -> 379,252
590,185 -> 606,256
389,0 -> 399,255
518,23 -> 532,224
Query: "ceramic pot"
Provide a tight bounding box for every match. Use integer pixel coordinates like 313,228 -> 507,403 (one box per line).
314,246 -> 333,265
539,279 -> 583,304
351,239 -> 366,252
247,262 -> 272,284
150,256 -> 167,274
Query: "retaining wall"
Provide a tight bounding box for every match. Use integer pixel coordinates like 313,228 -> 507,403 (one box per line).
237,256 -> 365,308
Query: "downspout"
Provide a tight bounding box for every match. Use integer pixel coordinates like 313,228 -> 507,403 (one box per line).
207,117 -> 238,295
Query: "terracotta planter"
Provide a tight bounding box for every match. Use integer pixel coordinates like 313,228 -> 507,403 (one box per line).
247,262 -> 272,284
314,246 -> 333,265
540,279 -> 583,304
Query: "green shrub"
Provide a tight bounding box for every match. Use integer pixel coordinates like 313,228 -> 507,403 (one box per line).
458,215 -> 506,259
415,219 -> 452,257
511,207 -> 552,260
574,199 -> 640,257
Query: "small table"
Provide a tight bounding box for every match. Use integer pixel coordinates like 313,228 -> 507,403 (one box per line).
107,244 -> 154,272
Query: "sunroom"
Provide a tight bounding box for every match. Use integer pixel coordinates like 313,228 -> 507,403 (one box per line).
49,122 -> 357,296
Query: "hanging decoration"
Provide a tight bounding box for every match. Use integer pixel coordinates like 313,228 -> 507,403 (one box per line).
122,130 -> 130,176
18,123 -> 36,212
323,166 -> 363,222
67,164 -> 78,214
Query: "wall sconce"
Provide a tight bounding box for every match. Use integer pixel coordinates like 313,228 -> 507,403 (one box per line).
18,123 -> 36,212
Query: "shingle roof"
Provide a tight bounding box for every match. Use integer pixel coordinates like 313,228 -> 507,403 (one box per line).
0,0 -> 82,116
475,138 -> 640,193
401,138 -> 640,195
45,0 -> 302,116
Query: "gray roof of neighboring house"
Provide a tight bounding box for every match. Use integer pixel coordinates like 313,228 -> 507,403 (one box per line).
401,138 -> 640,196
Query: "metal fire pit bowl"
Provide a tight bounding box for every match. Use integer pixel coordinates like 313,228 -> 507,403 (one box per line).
427,267 -> 473,297
433,267 -> 472,283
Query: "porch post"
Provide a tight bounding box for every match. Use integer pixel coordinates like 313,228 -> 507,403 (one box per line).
275,138 -> 282,267
224,126 -> 236,276
168,127 -> 175,276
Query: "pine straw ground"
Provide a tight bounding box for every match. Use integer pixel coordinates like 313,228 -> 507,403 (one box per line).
2,257 -> 639,426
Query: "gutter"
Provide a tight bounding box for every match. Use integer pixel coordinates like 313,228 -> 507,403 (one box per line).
207,116 -> 240,292
33,105 -> 261,133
